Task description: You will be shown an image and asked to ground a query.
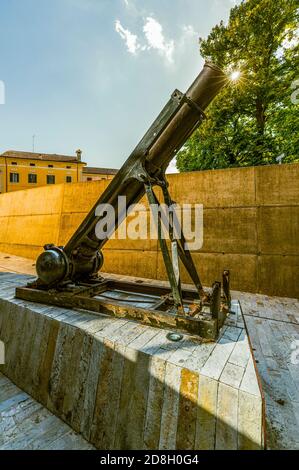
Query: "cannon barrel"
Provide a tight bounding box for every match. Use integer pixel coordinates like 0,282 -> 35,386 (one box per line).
36,62 -> 227,286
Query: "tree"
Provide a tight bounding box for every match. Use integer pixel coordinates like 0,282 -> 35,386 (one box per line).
176,0 -> 299,172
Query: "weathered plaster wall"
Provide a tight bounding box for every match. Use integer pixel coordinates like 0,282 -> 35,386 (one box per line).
0,163 -> 298,297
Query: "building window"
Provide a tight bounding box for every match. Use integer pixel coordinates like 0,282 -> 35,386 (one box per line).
28,174 -> 37,184
66,166 -> 71,169
48,164 -> 53,168
30,163 -> 36,167
87,177 -> 92,181
11,162 -> 17,165
47,175 -> 55,184
66,176 -> 72,183
10,173 -> 19,183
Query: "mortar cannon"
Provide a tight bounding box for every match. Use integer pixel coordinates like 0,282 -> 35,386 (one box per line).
16,62 -> 231,340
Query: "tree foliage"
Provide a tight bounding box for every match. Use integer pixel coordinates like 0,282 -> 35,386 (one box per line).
176,0 -> 299,172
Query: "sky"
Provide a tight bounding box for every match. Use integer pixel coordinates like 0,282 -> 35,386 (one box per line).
0,0 -> 240,171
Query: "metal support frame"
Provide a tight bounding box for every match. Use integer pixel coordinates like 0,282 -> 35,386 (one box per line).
15,278 -> 223,340
161,183 -> 206,300
223,270 -> 231,309
145,183 -> 184,311
144,177 -> 208,314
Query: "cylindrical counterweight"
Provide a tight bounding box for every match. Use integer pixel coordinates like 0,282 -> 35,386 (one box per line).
36,62 -> 227,285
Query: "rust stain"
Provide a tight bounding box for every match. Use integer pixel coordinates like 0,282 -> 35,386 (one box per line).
176,368 -> 199,450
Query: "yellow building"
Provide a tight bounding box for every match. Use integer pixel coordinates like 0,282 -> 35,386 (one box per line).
82,166 -> 118,182
0,150 -> 86,193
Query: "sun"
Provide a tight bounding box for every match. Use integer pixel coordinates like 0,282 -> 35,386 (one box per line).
230,70 -> 241,81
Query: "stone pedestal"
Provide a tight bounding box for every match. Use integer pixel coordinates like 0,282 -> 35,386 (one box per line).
0,273 -> 265,450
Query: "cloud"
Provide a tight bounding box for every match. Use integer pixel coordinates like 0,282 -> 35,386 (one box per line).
281,28 -> 299,50
182,25 -> 198,37
114,16 -> 199,66
143,17 -> 175,63
275,28 -> 299,59
115,16 -> 175,64
115,20 -> 140,55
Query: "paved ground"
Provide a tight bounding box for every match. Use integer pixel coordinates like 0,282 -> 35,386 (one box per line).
0,253 -> 37,275
0,251 -> 298,450
0,373 -> 94,450
238,292 -> 299,450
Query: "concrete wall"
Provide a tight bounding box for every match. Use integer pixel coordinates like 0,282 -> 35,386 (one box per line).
0,163 -> 298,298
